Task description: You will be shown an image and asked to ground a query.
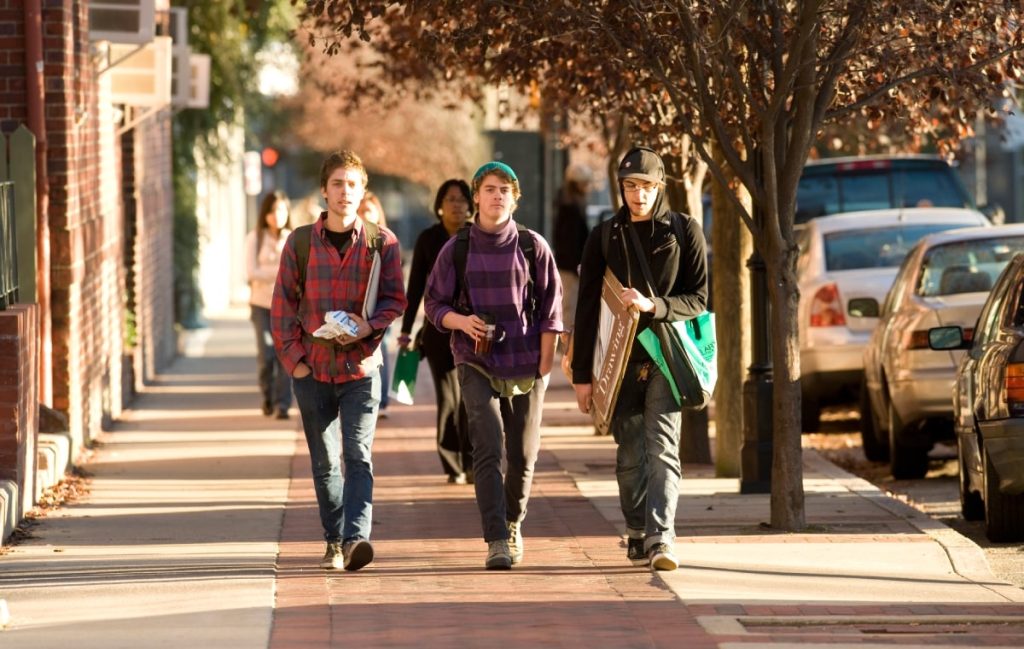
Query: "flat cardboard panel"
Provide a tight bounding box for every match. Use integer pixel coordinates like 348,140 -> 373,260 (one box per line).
591,269 -> 639,433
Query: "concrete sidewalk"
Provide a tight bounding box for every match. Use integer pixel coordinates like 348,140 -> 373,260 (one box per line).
2,309 -> 1023,648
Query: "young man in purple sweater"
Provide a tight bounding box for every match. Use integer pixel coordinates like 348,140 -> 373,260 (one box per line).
424,161 -> 562,570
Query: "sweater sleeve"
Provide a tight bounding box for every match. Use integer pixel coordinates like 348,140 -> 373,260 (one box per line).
424,237 -> 458,333
531,232 -> 564,334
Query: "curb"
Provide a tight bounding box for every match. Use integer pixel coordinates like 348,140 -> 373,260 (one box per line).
804,449 -> 1024,603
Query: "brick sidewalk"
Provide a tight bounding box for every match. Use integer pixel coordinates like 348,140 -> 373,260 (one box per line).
270,403 -> 718,649
270,386 -> 1024,648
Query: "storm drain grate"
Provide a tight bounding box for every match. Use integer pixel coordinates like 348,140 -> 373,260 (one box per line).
699,614 -> 1024,637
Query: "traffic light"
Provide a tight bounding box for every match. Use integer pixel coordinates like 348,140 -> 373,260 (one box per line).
261,146 -> 280,168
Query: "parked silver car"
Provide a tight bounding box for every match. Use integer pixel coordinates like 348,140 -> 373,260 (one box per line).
861,225 -> 1024,478
798,208 -> 989,430
930,252 -> 1024,541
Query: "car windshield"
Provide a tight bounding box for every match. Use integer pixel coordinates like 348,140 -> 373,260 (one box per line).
796,165 -> 971,222
917,236 -> 1024,296
823,224 -> 966,271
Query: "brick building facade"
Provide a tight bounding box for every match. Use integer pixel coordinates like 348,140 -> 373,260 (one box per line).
0,0 -> 176,534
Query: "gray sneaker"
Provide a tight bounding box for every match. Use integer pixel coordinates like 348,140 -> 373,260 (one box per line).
648,543 -> 679,571
485,539 -> 512,570
320,541 -> 343,570
343,539 -> 374,572
507,521 -> 524,564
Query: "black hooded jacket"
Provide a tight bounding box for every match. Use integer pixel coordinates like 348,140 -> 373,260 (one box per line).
569,184 -> 708,385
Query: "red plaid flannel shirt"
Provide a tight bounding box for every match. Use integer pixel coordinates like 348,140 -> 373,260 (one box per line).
271,214 -> 407,383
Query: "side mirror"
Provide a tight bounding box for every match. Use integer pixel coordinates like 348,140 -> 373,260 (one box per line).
979,202 -> 1005,225
928,326 -> 968,350
848,297 -> 880,318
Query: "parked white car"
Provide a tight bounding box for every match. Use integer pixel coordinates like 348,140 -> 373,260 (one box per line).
860,225 -> 1024,478
798,208 -> 990,430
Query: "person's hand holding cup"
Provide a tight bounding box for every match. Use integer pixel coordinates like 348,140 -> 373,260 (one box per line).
474,313 -> 497,355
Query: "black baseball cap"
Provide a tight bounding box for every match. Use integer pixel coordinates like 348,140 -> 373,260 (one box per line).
617,147 -> 665,184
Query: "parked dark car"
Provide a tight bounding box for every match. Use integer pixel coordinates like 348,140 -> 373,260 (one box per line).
929,252 -> 1024,542
796,155 -> 975,224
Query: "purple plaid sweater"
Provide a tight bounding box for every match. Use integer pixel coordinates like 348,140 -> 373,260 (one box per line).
424,217 -> 562,379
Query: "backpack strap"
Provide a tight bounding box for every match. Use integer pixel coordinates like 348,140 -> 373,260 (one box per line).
293,219 -> 382,314
293,224 -> 313,306
451,223 -> 538,323
451,224 -> 472,313
516,223 -> 538,325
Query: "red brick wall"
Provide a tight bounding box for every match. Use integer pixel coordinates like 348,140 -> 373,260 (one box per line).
131,110 -> 175,386
0,304 -> 39,519
1,1 -> 177,460
0,2 -> 27,133
44,0 -> 124,450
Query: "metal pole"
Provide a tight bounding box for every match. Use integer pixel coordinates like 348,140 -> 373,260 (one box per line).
740,150 -> 773,493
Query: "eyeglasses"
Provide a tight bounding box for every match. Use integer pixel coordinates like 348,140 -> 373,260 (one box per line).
622,180 -> 660,193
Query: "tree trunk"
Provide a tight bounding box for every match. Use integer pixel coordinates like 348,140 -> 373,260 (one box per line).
665,152 -> 711,465
766,245 -> 806,531
602,113 -> 629,211
710,148 -> 751,478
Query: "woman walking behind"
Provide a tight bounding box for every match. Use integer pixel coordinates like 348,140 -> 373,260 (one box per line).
398,179 -> 474,484
246,190 -> 293,419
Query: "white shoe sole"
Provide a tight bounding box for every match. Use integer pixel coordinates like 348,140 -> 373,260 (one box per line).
650,553 -> 678,571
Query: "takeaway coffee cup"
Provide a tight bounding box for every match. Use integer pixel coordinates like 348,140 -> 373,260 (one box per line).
475,313 -> 497,355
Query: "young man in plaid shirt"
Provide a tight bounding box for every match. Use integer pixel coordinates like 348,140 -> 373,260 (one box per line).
271,150 -> 407,571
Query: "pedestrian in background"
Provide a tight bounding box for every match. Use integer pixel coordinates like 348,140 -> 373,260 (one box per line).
358,190 -> 392,419
271,150 -> 407,572
424,161 -> 562,570
570,146 -> 708,571
399,179 -> 474,484
553,162 -> 592,334
246,190 -> 293,420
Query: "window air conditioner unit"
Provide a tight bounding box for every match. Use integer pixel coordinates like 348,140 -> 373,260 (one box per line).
187,53 -> 211,109
89,0 -> 156,45
157,7 -> 191,108
108,36 -> 173,107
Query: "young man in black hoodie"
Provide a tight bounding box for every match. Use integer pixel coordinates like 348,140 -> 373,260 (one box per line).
570,147 -> 708,571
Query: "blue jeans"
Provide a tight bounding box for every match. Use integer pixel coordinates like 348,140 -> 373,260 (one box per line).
611,361 -> 682,550
293,369 -> 380,544
458,364 -> 545,542
251,305 -> 292,412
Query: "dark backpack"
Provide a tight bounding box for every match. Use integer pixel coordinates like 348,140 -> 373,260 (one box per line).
292,220 -> 383,306
451,223 -> 537,323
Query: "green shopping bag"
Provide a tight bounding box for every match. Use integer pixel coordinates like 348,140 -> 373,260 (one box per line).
390,347 -> 420,405
637,311 -> 717,409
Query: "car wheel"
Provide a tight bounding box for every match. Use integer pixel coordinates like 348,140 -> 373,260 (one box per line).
888,399 -> 928,480
958,435 -> 984,521
859,381 -> 889,462
801,392 -> 821,432
983,444 -> 1024,542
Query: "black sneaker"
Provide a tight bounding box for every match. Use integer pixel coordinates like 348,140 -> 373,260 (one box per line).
261,401 -> 274,416
627,537 -> 648,567
343,539 -> 374,571
648,543 -> 679,571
